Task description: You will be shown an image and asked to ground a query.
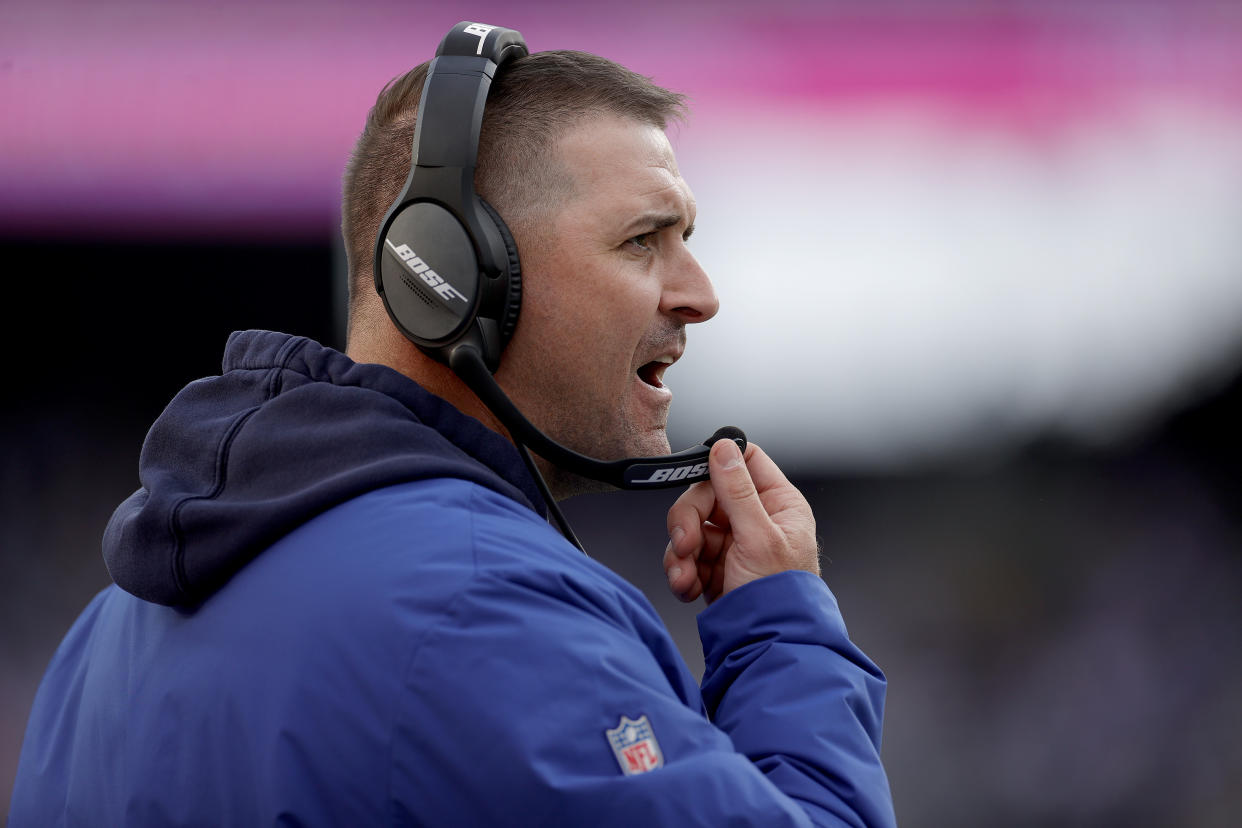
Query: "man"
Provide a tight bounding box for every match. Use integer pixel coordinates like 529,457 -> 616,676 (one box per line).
11,29 -> 895,827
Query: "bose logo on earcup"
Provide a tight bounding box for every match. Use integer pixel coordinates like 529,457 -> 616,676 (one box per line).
385,239 -> 467,304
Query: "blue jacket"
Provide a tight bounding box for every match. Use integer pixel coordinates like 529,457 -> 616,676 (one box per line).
11,330 -> 895,826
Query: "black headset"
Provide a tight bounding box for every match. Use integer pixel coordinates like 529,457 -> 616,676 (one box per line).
374,21 -> 744,513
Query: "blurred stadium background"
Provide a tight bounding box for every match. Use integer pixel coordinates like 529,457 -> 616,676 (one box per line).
3,0 -> 1240,823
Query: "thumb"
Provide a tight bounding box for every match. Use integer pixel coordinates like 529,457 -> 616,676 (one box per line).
708,438 -> 773,540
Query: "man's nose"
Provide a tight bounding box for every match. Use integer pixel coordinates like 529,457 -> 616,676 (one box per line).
661,249 -> 719,324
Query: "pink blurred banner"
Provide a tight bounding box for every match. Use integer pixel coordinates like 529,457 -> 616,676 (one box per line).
2,0 -> 1239,239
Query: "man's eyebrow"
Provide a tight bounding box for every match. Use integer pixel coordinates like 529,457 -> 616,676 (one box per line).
624,212 -> 696,241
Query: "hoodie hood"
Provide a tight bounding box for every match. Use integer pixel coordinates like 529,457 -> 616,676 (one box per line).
103,330 -> 546,607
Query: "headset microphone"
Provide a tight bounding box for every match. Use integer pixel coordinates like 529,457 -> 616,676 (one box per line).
449,344 -> 745,490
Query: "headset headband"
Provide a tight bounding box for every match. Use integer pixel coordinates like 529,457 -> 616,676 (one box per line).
405,23 -> 528,189
373,22 -> 528,371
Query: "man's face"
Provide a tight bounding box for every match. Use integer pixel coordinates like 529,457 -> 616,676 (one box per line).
496,114 -> 719,488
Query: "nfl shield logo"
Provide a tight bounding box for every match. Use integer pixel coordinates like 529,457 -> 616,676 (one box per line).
605,714 -> 664,776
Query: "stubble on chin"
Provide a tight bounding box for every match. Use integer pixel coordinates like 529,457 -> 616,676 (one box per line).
533,403 -> 672,500
537,430 -> 671,501
541,396 -> 670,462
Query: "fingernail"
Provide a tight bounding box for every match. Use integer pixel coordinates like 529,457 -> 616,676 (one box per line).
670,525 -> 684,547
717,438 -> 743,469
667,566 -> 681,586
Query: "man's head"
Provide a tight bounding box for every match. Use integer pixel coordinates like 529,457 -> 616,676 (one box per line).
342,49 -> 718,496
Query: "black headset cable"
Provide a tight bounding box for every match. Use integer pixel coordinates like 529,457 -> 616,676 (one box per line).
517,442 -> 587,554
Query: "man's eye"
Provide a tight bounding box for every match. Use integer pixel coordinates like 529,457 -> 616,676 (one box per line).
627,233 -> 654,252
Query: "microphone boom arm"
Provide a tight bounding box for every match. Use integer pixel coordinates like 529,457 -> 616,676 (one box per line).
449,344 -> 746,489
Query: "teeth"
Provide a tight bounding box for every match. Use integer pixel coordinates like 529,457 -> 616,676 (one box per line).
637,355 -> 677,389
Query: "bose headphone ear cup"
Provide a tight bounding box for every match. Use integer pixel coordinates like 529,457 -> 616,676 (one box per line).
478,197 -> 522,349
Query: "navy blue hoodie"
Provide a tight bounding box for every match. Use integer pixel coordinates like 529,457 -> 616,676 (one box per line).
11,330 -> 895,826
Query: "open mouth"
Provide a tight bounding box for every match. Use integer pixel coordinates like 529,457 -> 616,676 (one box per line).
637,357 -> 673,389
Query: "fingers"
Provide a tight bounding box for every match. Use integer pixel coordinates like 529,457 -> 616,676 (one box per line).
664,440 -> 777,603
663,504 -> 725,603
665,443 -> 757,544
663,533 -> 700,601
665,479 -> 716,579
664,439 -> 817,603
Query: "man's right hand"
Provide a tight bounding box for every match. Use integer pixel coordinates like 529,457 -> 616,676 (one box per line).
663,439 -> 819,604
